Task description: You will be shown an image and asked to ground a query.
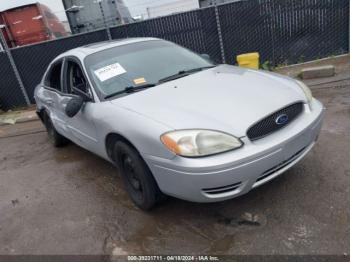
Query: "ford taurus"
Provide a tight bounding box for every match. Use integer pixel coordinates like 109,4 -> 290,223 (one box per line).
35,38 -> 325,210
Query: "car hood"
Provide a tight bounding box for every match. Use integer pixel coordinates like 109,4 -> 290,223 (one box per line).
110,65 -> 306,137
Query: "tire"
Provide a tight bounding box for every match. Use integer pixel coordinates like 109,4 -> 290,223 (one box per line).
113,141 -> 165,210
43,112 -> 68,147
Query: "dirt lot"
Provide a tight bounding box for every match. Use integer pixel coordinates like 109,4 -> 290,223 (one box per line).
0,84 -> 350,256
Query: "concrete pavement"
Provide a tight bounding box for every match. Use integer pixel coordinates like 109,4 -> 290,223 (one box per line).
0,85 -> 349,255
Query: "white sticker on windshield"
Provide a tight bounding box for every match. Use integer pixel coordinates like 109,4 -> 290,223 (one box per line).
94,63 -> 126,82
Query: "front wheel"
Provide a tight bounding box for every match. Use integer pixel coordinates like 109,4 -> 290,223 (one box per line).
113,141 -> 165,210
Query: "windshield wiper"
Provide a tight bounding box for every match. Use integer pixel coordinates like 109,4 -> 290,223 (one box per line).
158,66 -> 216,84
104,66 -> 216,99
104,83 -> 156,99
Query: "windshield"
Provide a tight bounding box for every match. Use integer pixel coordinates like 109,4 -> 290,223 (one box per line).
84,40 -> 214,98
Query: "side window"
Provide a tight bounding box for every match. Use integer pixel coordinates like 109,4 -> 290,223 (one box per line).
66,61 -> 91,97
45,61 -> 63,91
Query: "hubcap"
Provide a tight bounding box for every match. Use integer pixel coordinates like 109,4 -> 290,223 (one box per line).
123,155 -> 142,192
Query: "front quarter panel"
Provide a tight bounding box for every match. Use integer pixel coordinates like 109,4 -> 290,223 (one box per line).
91,101 -> 176,161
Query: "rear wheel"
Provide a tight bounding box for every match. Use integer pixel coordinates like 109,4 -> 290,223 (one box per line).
113,141 -> 165,210
43,112 -> 68,147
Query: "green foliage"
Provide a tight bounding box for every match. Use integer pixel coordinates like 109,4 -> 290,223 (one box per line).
261,61 -> 273,71
298,55 -> 305,64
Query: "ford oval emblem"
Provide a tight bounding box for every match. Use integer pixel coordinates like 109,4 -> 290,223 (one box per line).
275,114 -> 289,125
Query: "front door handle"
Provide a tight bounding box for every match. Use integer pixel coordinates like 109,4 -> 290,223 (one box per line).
44,99 -> 54,105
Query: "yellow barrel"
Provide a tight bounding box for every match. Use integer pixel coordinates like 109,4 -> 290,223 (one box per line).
237,52 -> 260,69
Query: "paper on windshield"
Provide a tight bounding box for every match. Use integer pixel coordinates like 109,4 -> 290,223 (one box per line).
94,63 -> 126,82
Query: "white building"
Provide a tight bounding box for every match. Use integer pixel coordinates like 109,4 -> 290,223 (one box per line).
146,0 -> 200,18
63,0 -> 133,34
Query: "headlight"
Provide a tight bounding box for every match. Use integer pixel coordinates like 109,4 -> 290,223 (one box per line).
161,130 -> 243,157
296,80 -> 313,104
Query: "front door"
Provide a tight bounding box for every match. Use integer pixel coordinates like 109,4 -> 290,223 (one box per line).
40,59 -> 70,137
62,58 -> 99,151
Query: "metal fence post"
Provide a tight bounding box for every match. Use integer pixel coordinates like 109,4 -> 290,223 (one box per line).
97,0 -> 112,40
348,0 -> 350,52
0,29 -> 31,106
106,27 -> 112,40
214,4 -> 226,64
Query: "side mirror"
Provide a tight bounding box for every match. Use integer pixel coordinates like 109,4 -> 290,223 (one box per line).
65,95 -> 84,118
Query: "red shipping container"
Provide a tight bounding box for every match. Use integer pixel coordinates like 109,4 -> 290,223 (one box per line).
0,3 -> 67,48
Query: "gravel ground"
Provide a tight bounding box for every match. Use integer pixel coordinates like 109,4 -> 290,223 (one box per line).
0,85 -> 349,256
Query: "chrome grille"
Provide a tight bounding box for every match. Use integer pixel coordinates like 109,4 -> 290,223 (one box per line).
247,102 -> 304,141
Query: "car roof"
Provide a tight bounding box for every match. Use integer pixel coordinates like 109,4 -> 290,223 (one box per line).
55,37 -> 160,61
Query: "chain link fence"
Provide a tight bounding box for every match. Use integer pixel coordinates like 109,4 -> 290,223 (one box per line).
111,7 -> 223,63
218,0 -> 349,66
11,29 -> 109,104
0,0 -> 349,110
0,52 -> 27,110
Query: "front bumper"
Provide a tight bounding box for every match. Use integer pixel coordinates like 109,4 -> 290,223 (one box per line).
143,99 -> 325,203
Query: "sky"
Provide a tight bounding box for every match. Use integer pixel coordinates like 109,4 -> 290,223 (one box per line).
0,0 -> 179,20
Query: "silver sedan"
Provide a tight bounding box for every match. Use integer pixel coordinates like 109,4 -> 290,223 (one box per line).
35,38 -> 325,210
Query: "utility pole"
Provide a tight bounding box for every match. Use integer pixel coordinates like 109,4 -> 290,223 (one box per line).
96,0 -> 112,40
0,28 -> 30,106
